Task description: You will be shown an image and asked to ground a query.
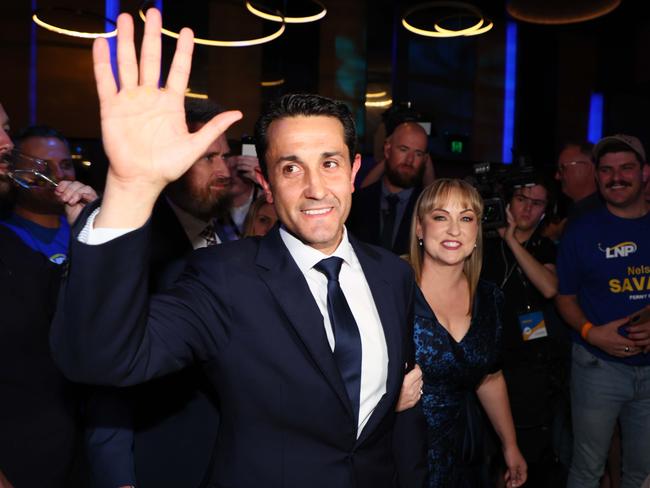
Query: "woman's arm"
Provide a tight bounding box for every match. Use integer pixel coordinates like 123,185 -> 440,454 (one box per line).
476,370 -> 527,488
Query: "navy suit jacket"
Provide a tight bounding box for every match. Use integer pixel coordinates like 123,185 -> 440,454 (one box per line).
86,197 -> 221,488
51,208 -> 427,488
135,196 -> 222,487
347,181 -> 421,256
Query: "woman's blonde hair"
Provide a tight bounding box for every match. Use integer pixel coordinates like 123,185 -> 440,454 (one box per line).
408,178 -> 484,314
243,195 -> 272,237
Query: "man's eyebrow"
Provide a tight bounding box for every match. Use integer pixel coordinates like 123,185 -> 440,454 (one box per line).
322,151 -> 344,158
274,154 -> 300,164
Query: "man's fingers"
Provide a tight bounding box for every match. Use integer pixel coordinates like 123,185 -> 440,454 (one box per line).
140,8 -> 162,87
92,38 -> 117,106
191,111 -> 243,154
165,27 -> 194,95
116,13 -> 138,90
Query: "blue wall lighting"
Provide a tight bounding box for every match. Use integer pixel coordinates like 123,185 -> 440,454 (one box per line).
502,21 -> 517,164
588,92 -> 604,143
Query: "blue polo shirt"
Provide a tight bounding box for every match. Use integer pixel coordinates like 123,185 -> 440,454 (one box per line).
1,213 -> 70,265
557,206 -> 650,366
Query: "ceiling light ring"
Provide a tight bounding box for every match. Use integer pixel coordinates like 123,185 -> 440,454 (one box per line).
402,1 -> 490,38
32,7 -> 118,39
137,6 -> 285,47
506,0 -> 621,25
433,13 -> 484,35
366,91 -> 388,99
245,0 -> 327,24
260,79 -> 285,87
365,99 -> 393,108
459,19 -> 493,36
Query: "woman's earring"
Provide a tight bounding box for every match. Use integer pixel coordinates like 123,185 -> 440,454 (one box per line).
418,238 -> 423,247
474,243 -> 477,248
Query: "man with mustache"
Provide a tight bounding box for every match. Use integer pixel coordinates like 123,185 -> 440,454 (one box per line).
347,121 -> 428,255
556,134 -> 650,488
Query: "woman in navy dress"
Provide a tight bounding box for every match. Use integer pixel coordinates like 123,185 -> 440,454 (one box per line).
408,179 -> 527,488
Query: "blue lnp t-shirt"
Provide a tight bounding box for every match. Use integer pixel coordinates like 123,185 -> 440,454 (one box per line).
1,213 -> 70,265
557,205 -> 650,366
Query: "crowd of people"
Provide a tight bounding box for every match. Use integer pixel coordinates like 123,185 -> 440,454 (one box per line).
1,8 -> 650,488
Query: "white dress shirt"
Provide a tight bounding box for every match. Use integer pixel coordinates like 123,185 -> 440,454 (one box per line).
80,213 -> 388,436
165,198 -> 222,249
279,227 -> 388,436
80,203 -> 221,249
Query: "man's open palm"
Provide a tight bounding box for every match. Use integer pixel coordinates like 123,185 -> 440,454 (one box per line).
93,9 -> 241,199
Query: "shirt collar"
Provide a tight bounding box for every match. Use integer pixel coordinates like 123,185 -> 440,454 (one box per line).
279,225 -> 359,274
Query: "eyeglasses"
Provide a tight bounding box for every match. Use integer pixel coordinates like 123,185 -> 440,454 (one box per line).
512,194 -> 547,208
557,160 -> 591,175
1,149 -> 60,189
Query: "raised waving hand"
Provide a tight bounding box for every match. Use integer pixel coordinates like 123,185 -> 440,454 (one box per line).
93,9 -> 241,227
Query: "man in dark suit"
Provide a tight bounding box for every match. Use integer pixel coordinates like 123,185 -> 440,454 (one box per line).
84,99 -> 234,488
127,98 -> 235,488
347,122 -> 428,255
51,9 -> 426,488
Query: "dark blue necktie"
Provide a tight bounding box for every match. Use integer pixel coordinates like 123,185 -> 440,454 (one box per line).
314,257 -> 362,424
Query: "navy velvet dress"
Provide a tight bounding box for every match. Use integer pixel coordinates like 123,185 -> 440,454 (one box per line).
414,280 -> 503,488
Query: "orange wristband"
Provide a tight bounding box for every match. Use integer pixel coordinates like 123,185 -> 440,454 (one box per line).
581,321 -> 594,340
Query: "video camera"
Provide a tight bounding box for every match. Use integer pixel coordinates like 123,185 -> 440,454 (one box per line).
465,157 -> 539,236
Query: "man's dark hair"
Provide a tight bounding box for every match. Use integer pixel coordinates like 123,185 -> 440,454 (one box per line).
14,125 -> 69,151
254,94 -> 357,177
185,98 -> 223,128
507,173 -> 556,213
594,141 -> 644,167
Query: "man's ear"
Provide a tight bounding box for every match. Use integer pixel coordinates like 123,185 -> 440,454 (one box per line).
350,154 -> 362,193
642,162 -> 650,183
255,167 -> 273,204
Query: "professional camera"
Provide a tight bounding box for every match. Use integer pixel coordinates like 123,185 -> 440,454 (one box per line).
465,158 -> 539,235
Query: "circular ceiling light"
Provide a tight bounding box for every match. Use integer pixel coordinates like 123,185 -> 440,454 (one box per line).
245,0 -> 327,24
32,7 -> 117,39
506,0 -> 621,25
402,2 -> 492,38
434,18 -> 494,36
137,7 -> 285,47
260,79 -> 285,87
365,98 -> 393,108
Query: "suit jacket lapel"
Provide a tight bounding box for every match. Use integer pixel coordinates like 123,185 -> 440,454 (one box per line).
351,237 -> 404,444
255,227 -> 355,420
393,186 -> 421,254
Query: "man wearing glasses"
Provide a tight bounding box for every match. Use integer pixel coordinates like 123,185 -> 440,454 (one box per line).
556,134 -> 650,488
556,142 -> 602,221
482,177 -> 568,485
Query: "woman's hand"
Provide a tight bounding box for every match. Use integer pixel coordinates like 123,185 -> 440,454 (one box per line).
503,444 -> 527,488
395,364 -> 423,412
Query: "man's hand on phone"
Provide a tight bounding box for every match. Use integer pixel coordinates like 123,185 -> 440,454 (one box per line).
626,305 -> 650,352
